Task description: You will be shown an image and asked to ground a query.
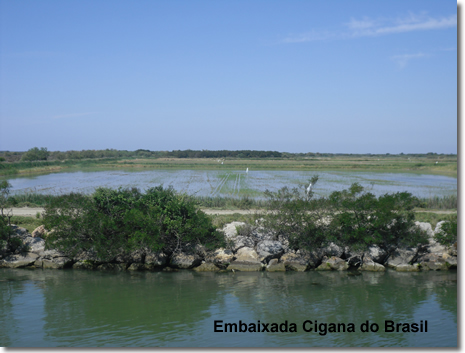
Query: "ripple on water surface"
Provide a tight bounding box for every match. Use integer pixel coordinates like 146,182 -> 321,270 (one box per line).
7,170 -> 457,199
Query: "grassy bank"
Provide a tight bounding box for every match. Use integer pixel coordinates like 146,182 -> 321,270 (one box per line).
0,158 -> 127,176
0,154 -> 457,177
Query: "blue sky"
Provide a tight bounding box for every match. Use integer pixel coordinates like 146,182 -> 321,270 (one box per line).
0,0 -> 457,154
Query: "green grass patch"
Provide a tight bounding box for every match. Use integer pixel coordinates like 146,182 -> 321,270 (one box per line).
9,216 -> 43,233
208,213 -> 257,229
414,212 -> 457,229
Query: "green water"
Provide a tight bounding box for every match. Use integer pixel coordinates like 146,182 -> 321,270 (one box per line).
0,269 -> 457,347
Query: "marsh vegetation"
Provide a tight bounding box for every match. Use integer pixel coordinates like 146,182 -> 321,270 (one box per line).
0,148 -> 457,177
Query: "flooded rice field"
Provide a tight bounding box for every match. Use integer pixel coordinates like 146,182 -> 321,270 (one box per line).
6,169 -> 457,199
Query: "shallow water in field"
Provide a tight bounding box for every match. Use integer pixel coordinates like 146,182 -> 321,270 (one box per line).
0,269 -> 457,347
7,169 -> 457,198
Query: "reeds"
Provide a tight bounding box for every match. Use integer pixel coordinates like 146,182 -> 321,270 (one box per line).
418,195 -> 457,210
188,195 -> 267,209
7,192 -> 457,210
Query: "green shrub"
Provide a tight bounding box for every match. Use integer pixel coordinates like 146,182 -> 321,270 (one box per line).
43,186 -> 224,259
261,181 -> 429,253
328,184 -> 428,252
434,220 -> 457,245
0,181 -> 24,253
0,216 -> 23,254
236,223 -> 256,237
261,176 -> 332,251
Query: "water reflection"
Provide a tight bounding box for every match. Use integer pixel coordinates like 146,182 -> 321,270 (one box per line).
0,269 -> 457,347
207,271 -> 457,347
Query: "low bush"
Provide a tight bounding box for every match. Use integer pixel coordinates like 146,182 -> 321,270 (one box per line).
0,181 -> 24,253
43,186 -> 224,259
328,184 -> 428,252
434,219 -> 457,246
0,216 -> 24,254
261,176 -> 333,251
261,181 -> 429,253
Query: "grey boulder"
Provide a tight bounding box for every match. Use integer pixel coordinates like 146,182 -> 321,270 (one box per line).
205,248 -> 234,269
256,240 -> 284,262
41,257 -> 73,269
170,252 -> 202,269
316,256 -> 348,271
193,263 -> 221,272
0,252 -> 39,268
145,251 -> 168,268
232,236 -> 255,252
266,259 -> 286,272
385,247 -> 418,269
358,257 -> 386,272
281,251 -> 320,272
227,247 -> 263,272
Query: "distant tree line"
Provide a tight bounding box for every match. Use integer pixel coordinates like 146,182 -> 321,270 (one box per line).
163,150 -> 282,158
0,148 -> 283,162
0,147 -> 456,163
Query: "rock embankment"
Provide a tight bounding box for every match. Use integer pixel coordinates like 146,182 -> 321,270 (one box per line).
0,221 -> 457,273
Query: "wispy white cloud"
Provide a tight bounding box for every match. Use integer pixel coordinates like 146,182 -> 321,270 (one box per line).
358,15 -> 456,36
282,30 -> 337,43
53,112 -> 98,119
391,53 -> 428,69
439,47 -> 457,51
282,13 -> 456,43
346,17 -> 378,31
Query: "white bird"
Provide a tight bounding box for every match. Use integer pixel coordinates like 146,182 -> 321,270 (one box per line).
221,161 -> 224,165
246,168 -> 248,173
436,161 -> 438,164
306,183 -> 312,195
